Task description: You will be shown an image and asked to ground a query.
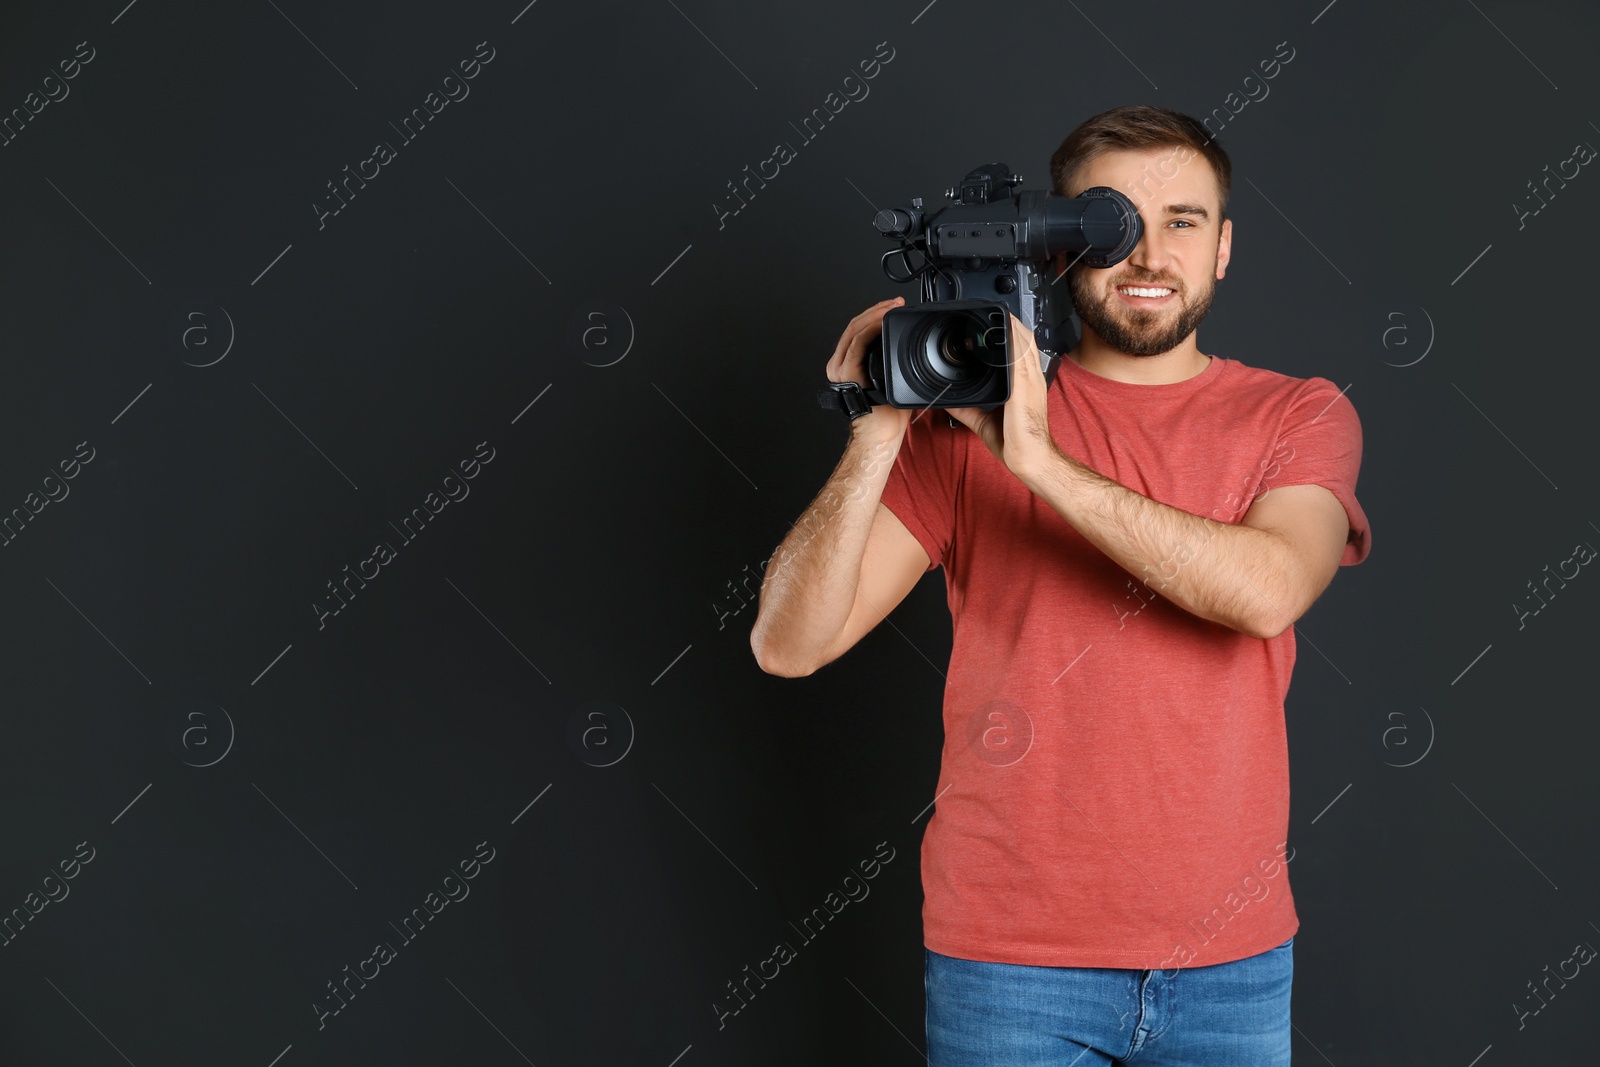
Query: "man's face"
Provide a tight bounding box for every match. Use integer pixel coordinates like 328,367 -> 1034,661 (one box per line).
1061,146 -> 1232,357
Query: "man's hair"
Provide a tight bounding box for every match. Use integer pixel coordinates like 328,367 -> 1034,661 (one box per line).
1048,105 -> 1233,221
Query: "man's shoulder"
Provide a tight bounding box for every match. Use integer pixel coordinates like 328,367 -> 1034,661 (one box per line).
1212,355 -> 1347,408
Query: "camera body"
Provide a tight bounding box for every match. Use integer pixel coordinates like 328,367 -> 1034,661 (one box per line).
838,162 -> 1143,413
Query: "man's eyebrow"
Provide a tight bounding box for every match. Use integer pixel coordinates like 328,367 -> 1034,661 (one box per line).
1164,203 -> 1210,219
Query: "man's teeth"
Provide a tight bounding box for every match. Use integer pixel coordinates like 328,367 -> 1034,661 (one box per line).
1120,286 -> 1173,297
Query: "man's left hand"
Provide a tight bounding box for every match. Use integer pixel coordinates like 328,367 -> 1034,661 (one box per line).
947,312 -> 1062,479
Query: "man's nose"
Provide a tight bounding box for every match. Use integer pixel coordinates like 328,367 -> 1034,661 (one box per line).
1128,217 -> 1172,275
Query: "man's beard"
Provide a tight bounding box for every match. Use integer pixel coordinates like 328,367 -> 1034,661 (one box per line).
1068,266 -> 1216,357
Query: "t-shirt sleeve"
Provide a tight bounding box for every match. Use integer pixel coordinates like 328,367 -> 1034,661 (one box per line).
878,413 -> 961,572
1261,377 -> 1371,565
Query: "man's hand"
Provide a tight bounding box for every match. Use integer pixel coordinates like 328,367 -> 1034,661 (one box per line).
827,297 -> 914,445
947,312 -> 1061,478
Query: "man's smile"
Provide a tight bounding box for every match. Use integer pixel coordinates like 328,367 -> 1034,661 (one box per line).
1115,284 -> 1177,305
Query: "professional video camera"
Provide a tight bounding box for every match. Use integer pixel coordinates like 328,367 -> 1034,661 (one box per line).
818,162 -> 1143,418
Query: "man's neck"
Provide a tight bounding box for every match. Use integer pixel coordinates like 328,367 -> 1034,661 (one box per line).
1065,333 -> 1211,385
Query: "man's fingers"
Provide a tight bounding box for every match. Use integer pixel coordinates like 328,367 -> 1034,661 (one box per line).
829,301 -> 894,369
1007,313 -> 1044,385
945,406 -> 980,432
851,296 -> 904,326
828,297 -> 904,380
1008,313 -> 1038,358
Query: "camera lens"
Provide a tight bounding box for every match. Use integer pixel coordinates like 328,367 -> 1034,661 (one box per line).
937,324 -> 982,369
931,314 -> 1008,373
909,310 -> 1007,402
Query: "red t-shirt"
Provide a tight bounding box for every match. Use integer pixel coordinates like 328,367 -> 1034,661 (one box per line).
878,350 -> 1370,969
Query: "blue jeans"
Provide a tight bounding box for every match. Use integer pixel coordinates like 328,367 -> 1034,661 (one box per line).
925,938 -> 1293,1066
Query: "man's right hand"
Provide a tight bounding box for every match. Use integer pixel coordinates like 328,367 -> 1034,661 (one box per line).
826,297 -> 912,442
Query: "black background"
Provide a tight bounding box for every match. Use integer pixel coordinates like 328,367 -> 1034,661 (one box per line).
0,0 -> 1596,1064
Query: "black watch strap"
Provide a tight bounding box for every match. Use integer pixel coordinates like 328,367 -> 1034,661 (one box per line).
817,381 -> 875,420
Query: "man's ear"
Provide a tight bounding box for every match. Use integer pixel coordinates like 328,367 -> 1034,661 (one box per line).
1215,217 -> 1233,280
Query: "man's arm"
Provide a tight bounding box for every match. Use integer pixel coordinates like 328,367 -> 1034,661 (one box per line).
751,296 -> 933,677
749,441 -> 930,676
947,312 -> 1353,640
1018,461 -> 1349,639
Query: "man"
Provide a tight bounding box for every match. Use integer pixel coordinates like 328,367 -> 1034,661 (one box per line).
750,105 -> 1370,1065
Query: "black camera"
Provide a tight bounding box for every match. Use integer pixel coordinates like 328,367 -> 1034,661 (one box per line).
819,163 -> 1142,417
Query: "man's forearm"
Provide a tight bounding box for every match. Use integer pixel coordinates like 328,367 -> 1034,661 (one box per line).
749,430 -> 901,673
1019,447 -> 1297,638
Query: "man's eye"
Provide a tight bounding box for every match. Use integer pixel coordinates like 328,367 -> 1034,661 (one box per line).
1170,219 -> 1194,228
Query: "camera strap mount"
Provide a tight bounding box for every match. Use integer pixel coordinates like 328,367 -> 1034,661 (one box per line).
817,381 -> 874,420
